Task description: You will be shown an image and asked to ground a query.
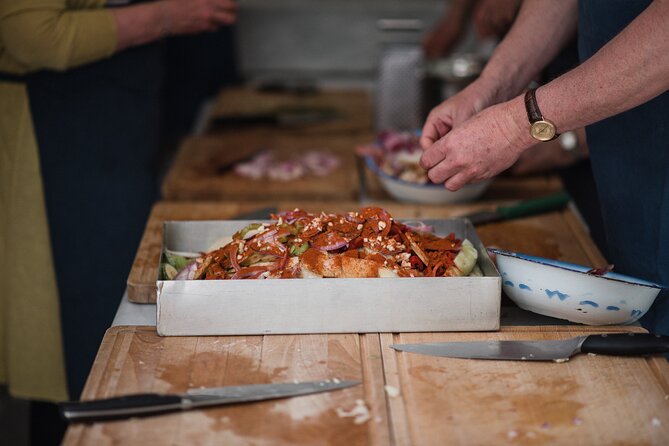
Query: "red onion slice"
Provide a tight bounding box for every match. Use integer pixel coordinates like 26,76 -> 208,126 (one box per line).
174,260 -> 198,280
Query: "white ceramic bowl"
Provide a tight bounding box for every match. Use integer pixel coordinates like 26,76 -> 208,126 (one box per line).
365,156 -> 490,204
490,248 -> 664,325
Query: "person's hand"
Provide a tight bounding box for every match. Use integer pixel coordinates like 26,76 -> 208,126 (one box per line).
420,80 -> 498,150
420,96 -> 535,190
472,0 -> 520,40
165,0 -> 238,35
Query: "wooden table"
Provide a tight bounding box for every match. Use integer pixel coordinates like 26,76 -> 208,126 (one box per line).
63,325 -> 669,445
126,200 -> 597,304
63,201 -> 669,445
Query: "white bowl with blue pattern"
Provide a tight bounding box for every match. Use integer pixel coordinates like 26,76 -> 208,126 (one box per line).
489,248 -> 663,325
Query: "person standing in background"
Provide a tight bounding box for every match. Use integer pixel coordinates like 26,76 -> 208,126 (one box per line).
0,0 -> 236,443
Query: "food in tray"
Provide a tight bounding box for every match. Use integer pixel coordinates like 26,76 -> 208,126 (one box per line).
161,208 -> 481,280
357,130 -> 429,184
234,150 -> 341,181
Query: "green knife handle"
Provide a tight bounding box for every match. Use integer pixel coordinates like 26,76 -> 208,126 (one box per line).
581,333 -> 669,356
496,192 -> 570,220
60,393 -> 183,422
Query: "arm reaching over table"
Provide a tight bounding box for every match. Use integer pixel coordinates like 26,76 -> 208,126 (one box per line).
419,0 -> 669,191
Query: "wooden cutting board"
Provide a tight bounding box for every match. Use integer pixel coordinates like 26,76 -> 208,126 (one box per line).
381,326 -> 669,446
162,133 -> 371,201
63,326 -> 390,446
206,87 -> 372,136
62,325 -> 669,445
126,200 -> 603,303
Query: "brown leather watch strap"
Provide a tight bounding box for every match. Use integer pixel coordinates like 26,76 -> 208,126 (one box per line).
524,88 -> 543,123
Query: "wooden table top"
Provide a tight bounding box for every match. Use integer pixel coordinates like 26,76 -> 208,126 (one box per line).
126,200 -> 600,304
63,325 -> 669,445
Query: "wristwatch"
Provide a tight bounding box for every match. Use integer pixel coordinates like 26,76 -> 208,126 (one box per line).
524,88 -> 558,142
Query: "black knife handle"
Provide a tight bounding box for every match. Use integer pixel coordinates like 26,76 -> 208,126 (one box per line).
60,394 -> 183,422
581,333 -> 669,356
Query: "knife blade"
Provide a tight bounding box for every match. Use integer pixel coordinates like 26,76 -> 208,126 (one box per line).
210,106 -> 340,130
462,192 -> 570,226
60,380 -> 359,422
392,333 -> 669,362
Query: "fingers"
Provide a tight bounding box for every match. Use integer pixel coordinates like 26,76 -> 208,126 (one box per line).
443,171 -> 471,191
420,140 -> 448,171
212,10 -> 236,25
420,115 -> 451,150
421,143 -> 472,191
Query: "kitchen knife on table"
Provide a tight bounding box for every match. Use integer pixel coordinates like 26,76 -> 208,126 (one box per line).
462,192 -> 570,225
392,333 -> 669,362
60,380 -> 359,422
210,106 -> 340,129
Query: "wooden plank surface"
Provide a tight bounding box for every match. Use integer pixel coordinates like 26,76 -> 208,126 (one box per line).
381,326 -> 669,446
63,327 -> 387,446
63,326 -> 669,445
206,87 -> 372,136
162,133 -> 371,201
127,200 -> 604,304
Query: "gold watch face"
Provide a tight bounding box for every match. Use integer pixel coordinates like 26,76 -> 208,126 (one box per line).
530,119 -> 557,142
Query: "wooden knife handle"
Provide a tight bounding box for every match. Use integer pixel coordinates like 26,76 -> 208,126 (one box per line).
60,393 -> 183,422
581,333 -> 669,356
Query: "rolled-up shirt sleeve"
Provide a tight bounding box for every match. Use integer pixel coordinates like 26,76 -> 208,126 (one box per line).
0,0 -> 117,72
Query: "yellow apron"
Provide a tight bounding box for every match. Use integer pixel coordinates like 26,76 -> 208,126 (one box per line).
0,0 -> 116,401
0,81 -> 68,401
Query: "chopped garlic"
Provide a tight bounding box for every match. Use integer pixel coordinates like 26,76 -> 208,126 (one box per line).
336,400 -> 371,425
384,385 -> 400,398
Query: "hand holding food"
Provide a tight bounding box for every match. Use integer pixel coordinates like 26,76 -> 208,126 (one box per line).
419,81 -> 498,151
420,97 -> 534,191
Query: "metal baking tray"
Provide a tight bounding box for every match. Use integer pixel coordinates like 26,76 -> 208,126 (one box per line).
156,219 -> 501,336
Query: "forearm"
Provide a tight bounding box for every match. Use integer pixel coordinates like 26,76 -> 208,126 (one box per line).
113,0 -> 236,52
478,0 -> 578,103
0,7 -> 116,71
112,1 -> 168,51
538,0 -> 669,132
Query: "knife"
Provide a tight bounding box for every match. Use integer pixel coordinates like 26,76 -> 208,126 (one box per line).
60,379 -> 359,422
392,333 -> 669,362
210,106 -> 340,129
462,192 -> 570,226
